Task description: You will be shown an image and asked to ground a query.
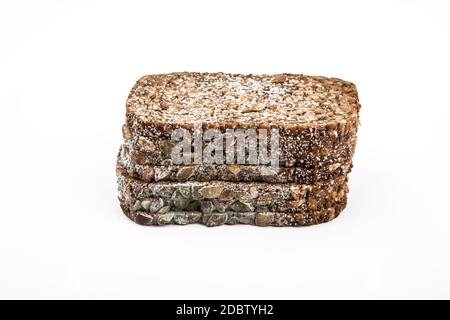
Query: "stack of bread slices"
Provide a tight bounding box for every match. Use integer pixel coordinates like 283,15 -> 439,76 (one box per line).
117,72 -> 360,227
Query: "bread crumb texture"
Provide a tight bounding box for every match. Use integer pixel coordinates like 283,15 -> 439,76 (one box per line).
126,72 -> 360,128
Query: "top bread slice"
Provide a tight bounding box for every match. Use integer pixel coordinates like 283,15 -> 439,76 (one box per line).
125,72 -> 360,134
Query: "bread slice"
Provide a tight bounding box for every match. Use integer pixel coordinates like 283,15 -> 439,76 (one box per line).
117,143 -> 353,184
118,197 -> 347,227
125,72 -> 360,131
117,166 -> 348,215
123,72 -> 360,167
122,130 -> 357,168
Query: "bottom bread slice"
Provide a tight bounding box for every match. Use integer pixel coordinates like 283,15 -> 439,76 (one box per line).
117,166 -> 349,215
119,196 -> 347,227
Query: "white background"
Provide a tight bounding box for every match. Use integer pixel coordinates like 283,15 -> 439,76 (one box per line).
0,0 -> 449,299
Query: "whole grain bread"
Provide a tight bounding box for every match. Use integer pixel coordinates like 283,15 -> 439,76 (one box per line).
117,72 -> 360,227
117,166 -> 348,215
124,72 -> 360,168
125,72 -> 360,131
117,143 -> 353,184
119,197 -> 347,227
123,138 -> 356,168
